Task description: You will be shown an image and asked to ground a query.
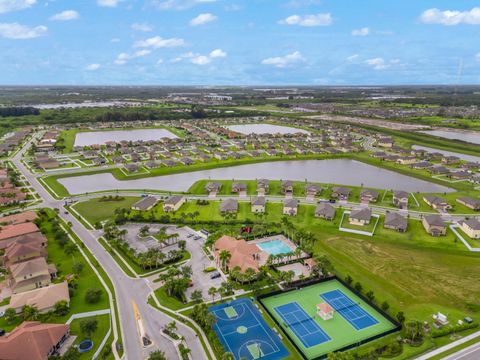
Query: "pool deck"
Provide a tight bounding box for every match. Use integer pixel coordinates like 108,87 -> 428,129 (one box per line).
249,234 -> 308,265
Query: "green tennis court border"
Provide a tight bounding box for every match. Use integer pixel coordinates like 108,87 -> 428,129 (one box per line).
258,276 -> 401,359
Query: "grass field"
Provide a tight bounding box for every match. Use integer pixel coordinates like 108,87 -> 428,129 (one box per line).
70,314 -> 111,359
260,280 -> 397,359
71,197 -> 139,225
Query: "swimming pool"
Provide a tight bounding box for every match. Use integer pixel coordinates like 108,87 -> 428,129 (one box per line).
257,240 -> 293,255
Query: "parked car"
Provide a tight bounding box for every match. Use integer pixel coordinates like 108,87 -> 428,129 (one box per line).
187,233 -> 194,238
210,271 -> 221,279
194,236 -> 202,241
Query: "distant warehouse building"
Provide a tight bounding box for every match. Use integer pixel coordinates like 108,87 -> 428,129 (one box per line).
163,196 -> 186,213
131,196 -> 159,211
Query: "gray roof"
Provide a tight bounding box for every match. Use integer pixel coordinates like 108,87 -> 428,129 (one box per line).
384,212 -> 408,230
220,198 -> 238,212
393,190 -> 409,199
350,208 -> 372,221
205,182 -> 222,192
460,219 -> 480,230
164,195 -> 184,206
423,215 -> 446,228
232,182 -> 247,192
283,198 -> 298,208
332,186 -> 351,196
315,203 -> 335,218
251,197 -> 265,206
132,196 -> 158,210
361,189 -> 379,198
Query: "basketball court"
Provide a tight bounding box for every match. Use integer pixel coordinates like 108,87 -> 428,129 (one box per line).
209,298 -> 289,360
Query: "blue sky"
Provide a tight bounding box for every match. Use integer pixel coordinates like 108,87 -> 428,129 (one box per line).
1,0 -> 480,85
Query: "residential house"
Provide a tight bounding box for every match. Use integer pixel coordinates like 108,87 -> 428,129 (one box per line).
131,196 -> 159,211
251,197 -> 266,214
457,197 -> 480,211
331,186 -> 351,200
257,179 -> 269,196
283,199 -> 298,216
315,203 -> 335,220
393,190 -> 409,209
0,222 -> 40,244
396,156 -> 417,165
423,196 -> 452,211
459,219 -> 480,239
3,241 -> 47,267
442,155 -> 460,165
281,180 -> 294,196
232,182 -> 247,194
305,184 -> 322,198
9,257 -> 57,294
349,208 -> 372,226
377,137 -> 393,148
205,182 -> 222,195
360,189 -> 379,203
422,215 -> 447,236
0,321 -> 70,360
9,281 -> 70,314
163,196 -> 186,213
220,199 -> 238,214
0,211 -> 37,225
384,212 -> 408,232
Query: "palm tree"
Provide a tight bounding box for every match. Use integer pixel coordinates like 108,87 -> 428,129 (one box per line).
208,287 -> 217,302
219,250 -> 231,271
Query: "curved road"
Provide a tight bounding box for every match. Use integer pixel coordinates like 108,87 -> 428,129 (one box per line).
11,139 -> 209,359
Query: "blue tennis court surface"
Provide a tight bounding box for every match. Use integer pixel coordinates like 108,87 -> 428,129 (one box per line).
274,302 -> 331,348
209,298 -> 289,360
321,289 -> 379,330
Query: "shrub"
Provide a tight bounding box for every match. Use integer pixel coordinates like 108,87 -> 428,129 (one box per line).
85,288 -> 103,304
431,322 -> 478,338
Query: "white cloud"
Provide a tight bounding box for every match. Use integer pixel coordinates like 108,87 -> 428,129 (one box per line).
0,22 -> 47,39
346,54 -> 359,62
365,57 -> 388,70
131,22 -> 153,32
279,13 -> 332,27
110,38 -> 120,43
475,52 -> 480,62
191,55 -> 211,65
420,7 -> 480,26
172,48 -> 227,65
86,63 -> 101,71
190,13 -> 217,26
156,59 -> 164,65
49,10 -> 79,21
97,0 -> 120,7
209,48 -> 226,58
261,51 -> 305,68
0,0 -> 36,14
351,27 -> 369,36
134,35 -> 185,49
151,0 -> 217,11
114,49 -> 151,65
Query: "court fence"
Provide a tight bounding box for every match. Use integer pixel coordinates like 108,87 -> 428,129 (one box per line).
257,275 -> 402,359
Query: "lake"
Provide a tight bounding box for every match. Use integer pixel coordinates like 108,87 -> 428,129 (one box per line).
74,128 -> 178,147
412,145 -> 480,163
59,159 -> 454,195
419,129 -> 480,145
226,124 -> 309,135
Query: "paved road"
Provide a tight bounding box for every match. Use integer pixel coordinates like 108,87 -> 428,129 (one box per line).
11,138 -> 209,360
442,343 -> 480,360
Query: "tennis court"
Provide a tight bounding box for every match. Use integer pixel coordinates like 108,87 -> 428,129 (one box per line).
259,279 -> 397,359
321,289 -> 378,330
209,298 -> 289,360
275,302 -> 331,348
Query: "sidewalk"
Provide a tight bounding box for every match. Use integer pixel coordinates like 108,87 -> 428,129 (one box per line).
416,330 -> 480,360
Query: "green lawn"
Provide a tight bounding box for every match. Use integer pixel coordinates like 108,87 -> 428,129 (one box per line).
260,279 -> 397,359
71,197 -> 139,225
69,314 -> 111,359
